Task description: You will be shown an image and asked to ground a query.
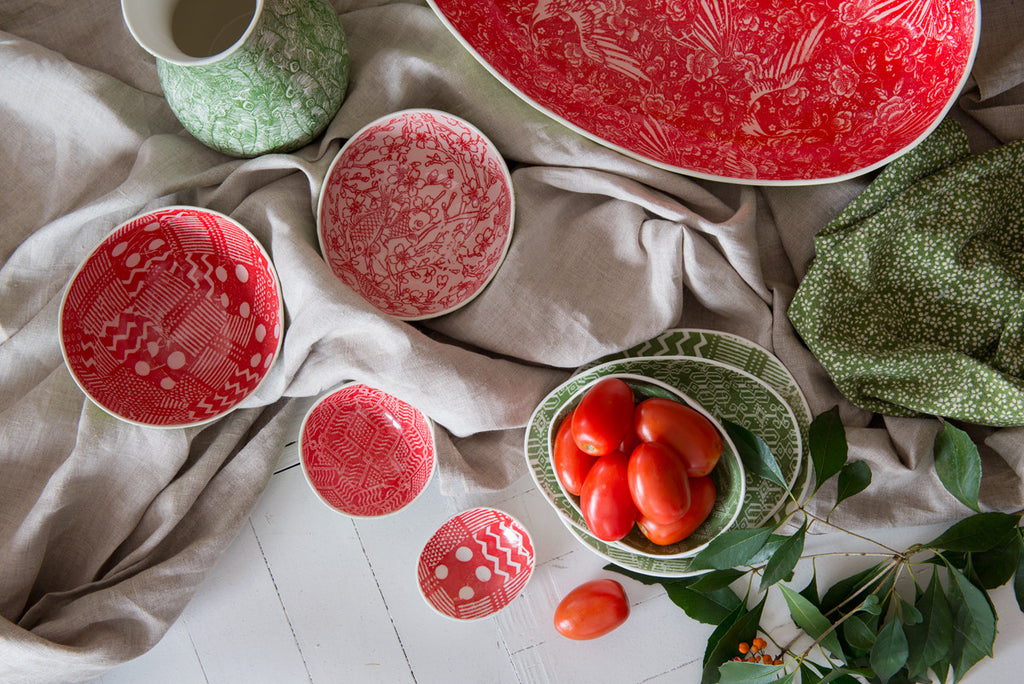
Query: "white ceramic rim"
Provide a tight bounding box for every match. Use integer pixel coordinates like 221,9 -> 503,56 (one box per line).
543,372 -> 746,560
298,381 -> 438,519
315,108 -> 515,320
121,0 -> 265,66
415,507 -> 535,622
57,204 -> 284,429
425,0 -> 982,186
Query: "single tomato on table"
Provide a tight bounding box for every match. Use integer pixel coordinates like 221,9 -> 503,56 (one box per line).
627,441 -> 691,526
553,578 -> 630,640
580,450 -> 637,542
637,475 -> 717,546
634,397 -> 723,477
571,377 -> 635,456
553,408 -> 598,496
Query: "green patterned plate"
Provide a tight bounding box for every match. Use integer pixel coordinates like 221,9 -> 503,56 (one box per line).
545,373 -> 746,559
525,354 -> 802,577
583,328 -> 813,499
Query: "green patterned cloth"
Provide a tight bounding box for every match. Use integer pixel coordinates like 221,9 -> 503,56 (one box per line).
789,119 -> 1024,426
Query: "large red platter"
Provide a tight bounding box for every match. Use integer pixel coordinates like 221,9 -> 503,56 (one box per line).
428,0 -> 979,184
59,206 -> 283,427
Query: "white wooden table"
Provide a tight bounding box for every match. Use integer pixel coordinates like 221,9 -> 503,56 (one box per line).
94,406 -> 1024,684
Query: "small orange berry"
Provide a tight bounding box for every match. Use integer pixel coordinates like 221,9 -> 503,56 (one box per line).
752,637 -> 767,650
738,642 -> 750,654
774,657 -> 784,665
763,654 -> 775,665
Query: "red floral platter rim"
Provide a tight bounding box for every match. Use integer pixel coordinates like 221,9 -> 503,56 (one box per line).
317,108 -> 515,319
298,382 -> 437,518
417,507 -> 536,621
58,206 -> 283,428
426,0 -> 981,185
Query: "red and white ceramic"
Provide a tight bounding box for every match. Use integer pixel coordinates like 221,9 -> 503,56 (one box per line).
59,206 -> 283,427
428,0 -> 979,184
317,109 -> 514,319
300,383 -> 436,517
417,507 -> 535,620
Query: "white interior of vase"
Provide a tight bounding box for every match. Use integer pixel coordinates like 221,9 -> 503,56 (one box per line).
121,0 -> 262,65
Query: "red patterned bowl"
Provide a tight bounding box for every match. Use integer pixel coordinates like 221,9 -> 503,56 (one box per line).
317,109 -> 514,319
417,507 -> 535,620
429,0 -> 979,184
300,383 -> 436,517
59,206 -> 283,427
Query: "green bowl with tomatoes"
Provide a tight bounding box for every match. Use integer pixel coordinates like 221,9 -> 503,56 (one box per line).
535,372 -> 746,560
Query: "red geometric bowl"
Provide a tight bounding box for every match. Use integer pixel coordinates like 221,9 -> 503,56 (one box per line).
58,206 -> 283,427
417,507 -> 535,620
300,383 -> 436,517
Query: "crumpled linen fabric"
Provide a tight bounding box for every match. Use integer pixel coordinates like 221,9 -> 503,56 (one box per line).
0,0 -> 1022,681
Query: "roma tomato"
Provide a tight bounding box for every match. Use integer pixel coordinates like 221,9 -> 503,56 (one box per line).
637,475 -> 717,546
572,377 -> 635,456
627,442 -> 691,525
634,397 -> 723,477
580,450 -> 637,542
553,409 -> 598,496
553,578 -> 630,640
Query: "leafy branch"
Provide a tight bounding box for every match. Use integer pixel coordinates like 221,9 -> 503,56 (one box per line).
607,409 -> 1024,684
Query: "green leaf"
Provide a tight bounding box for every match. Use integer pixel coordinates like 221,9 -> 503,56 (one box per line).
761,520 -> 807,588
704,600 -> 747,669
702,597 -> 765,684
842,613 -> 878,651
969,529 -> 1023,589
820,562 -> 888,616
808,406 -> 847,492
691,526 -> 777,571
905,570 -> 953,680
665,583 -> 742,625
899,597 -> 923,626
856,593 -> 882,616
798,661 -> 824,683
717,661 -> 789,683
1014,537 -> 1024,613
723,420 -> 788,489
689,568 -> 747,593
947,566 -> 996,680
779,584 -> 846,660
870,618 -> 909,684
834,460 -> 871,506
933,421 -> 982,512
799,569 -> 820,607
925,512 -> 1022,552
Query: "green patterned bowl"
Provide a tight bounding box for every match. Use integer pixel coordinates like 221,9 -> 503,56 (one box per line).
535,373 -> 745,560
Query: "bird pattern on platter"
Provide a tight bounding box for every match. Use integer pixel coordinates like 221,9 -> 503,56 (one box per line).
418,508 -> 535,619
319,111 -> 513,319
60,208 -> 282,427
302,385 -> 434,517
431,0 -> 976,181
158,0 -> 349,157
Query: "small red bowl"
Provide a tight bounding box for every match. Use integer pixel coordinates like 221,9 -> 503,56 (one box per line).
300,383 -> 436,518
417,508 -> 535,620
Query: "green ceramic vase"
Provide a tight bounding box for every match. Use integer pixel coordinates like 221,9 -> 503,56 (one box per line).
122,0 -> 349,157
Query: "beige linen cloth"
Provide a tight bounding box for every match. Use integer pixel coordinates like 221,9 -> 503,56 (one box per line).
1,0 -> 1022,680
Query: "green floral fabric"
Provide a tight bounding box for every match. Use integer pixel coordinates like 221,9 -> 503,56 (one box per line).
789,119 -> 1024,426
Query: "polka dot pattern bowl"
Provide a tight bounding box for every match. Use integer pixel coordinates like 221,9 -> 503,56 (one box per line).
417,508 -> 535,620
59,206 -> 282,427
300,383 -> 436,518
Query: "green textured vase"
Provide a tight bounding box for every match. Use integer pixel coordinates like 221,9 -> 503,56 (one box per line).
123,0 -> 349,158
